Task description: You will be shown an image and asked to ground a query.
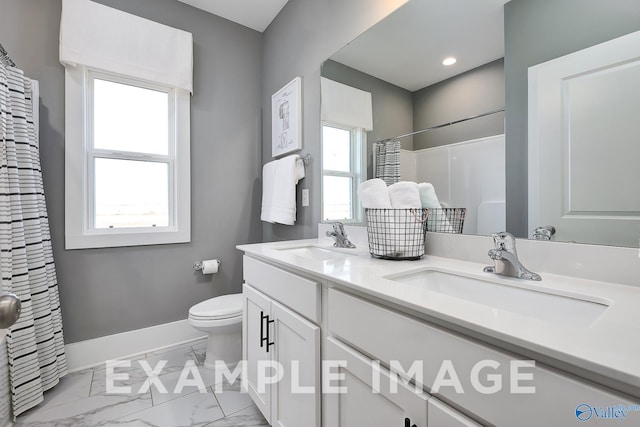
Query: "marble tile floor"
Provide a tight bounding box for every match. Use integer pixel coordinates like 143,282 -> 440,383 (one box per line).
15,339 -> 269,427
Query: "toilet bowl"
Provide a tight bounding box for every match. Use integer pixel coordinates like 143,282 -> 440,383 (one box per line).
188,293 -> 242,370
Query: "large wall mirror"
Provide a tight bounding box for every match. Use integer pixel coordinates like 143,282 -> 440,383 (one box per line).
319,0 -> 640,248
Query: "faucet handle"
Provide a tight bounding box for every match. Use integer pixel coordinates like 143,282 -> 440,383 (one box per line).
330,222 -> 345,234
325,221 -> 356,248
491,231 -> 516,252
532,225 -> 556,241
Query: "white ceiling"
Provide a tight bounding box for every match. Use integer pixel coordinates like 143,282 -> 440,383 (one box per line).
176,0 -> 507,90
177,0 -> 289,32
330,0 -> 509,92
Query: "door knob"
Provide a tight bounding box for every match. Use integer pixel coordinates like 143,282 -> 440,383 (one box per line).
0,293 -> 21,329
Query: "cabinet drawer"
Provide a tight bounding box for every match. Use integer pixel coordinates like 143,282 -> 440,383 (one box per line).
325,337 -> 429,427
244,255 -> 320,324
328,288 -> 637,426
428,398 -> 481,427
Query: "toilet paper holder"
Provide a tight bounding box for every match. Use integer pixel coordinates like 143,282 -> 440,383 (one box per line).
193,259 -> 221,271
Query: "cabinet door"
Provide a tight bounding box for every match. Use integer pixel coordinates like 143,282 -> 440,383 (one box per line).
428,399 -> 482,427
325,337 -> 429,427
242,284 -> 273,422
271,300 -> 321,427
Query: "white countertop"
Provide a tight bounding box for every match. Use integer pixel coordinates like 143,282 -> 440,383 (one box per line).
237,238 -> 640,396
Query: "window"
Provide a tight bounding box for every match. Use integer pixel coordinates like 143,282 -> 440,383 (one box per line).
65,67 -> 190,249
321,123 -> 366,222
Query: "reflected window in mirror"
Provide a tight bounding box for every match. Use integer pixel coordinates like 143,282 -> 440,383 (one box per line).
321,123 -> 365,223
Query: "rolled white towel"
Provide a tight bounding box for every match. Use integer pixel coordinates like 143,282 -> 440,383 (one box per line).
388,181 -> 421,208
417,182 -> 441,209
358,179 -> 392,209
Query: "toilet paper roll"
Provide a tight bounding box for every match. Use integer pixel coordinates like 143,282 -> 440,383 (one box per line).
201,259 -> 220,274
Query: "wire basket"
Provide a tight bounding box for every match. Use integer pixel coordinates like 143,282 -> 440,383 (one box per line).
364,208 -> 429,260
426,208 -> 466,233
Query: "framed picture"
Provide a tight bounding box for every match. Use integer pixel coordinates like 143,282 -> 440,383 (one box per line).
272,76 -> 302,157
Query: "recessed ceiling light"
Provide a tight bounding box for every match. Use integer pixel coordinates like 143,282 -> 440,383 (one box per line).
443,57 -> 457,66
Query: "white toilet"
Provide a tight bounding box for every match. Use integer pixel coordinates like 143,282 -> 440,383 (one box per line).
188,293 -> 243,370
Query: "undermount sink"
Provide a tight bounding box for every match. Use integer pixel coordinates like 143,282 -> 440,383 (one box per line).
387,269 -> 609,327
276,245 -> 359,261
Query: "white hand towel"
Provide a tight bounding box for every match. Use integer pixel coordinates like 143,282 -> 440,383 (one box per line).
417,182 -> 441,208
261,155 -> 305,225
388,181 -> 421,208
261,161 -> 277,224
357,179 -> 392,209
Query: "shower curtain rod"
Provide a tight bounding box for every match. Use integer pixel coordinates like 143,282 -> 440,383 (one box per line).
0,42 -> 16,67
377,107 -> 505,144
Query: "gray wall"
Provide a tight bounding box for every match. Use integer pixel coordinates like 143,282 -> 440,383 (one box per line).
0,0 -> 263,342
321,59 -> 414,179
321,58 -> 505,154
413,58 -> 504,150
504,0 -> 640,237
261,0 -> 409,242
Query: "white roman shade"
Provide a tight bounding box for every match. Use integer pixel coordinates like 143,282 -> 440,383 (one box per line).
321,77 -> 373,131
60,0 -> 193,93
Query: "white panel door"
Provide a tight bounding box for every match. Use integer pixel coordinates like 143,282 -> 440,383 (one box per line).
529,30 -> 640,246
242,284 -> 273,422
271,300 -> 321,427
324,337 -> 429,427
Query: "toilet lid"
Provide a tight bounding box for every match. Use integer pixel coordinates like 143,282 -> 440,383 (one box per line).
189,294 -> 243,320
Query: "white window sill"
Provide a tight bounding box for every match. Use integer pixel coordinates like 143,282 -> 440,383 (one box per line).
65,228 -> 190,250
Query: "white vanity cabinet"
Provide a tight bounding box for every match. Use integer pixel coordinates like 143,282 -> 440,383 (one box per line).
240,251 -> 638,427
242,256 -> 321,427
242,284 -> 271,418
327,287 -> 637,426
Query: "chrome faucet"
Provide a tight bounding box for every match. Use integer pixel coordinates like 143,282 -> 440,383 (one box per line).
326,222 -> 356,249
483,232 -> 541,281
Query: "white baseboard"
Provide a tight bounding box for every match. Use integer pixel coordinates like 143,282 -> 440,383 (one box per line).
65,319 -> 206,373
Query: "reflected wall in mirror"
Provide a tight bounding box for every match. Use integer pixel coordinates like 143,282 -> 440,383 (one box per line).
319,0 -> 640,248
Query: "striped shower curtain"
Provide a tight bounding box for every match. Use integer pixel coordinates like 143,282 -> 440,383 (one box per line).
0,62 -> 66,417
374,140 -> 401,185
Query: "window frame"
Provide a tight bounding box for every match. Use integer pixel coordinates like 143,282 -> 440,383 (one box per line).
65,66 -> 190,249
321,122 -> 366,224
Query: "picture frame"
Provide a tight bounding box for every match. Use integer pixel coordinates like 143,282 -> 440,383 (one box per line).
272,76 -> 302,157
